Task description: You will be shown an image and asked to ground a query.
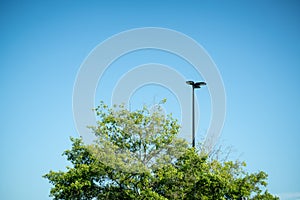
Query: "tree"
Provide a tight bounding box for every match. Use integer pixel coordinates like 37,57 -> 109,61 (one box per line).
44,102 -> 278,199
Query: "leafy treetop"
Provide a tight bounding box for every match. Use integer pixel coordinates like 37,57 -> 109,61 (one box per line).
44,101 -> 278,200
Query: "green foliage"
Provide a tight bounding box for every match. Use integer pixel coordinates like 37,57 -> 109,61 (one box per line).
44,102 -> 278,199
89,101 -> 187,173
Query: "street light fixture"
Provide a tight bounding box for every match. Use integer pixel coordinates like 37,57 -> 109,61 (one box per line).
186,80 -> 206,147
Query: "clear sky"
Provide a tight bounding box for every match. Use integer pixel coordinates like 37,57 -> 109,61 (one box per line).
1,1 -> 300,199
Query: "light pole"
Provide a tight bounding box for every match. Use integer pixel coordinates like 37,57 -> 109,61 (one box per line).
186,81 -> 206,147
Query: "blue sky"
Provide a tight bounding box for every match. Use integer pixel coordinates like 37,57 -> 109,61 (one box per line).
1,0 -> 300,199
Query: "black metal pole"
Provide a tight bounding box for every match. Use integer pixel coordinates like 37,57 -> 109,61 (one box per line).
186,81 -> 206,148
192,85 -> 195,148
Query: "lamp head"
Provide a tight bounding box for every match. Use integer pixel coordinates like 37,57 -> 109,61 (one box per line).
186,81 -> 206,88
186,81 -> 194,85
195,82 -> 206,87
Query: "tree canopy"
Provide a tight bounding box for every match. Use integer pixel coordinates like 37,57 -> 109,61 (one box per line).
44,102 -> 278,199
